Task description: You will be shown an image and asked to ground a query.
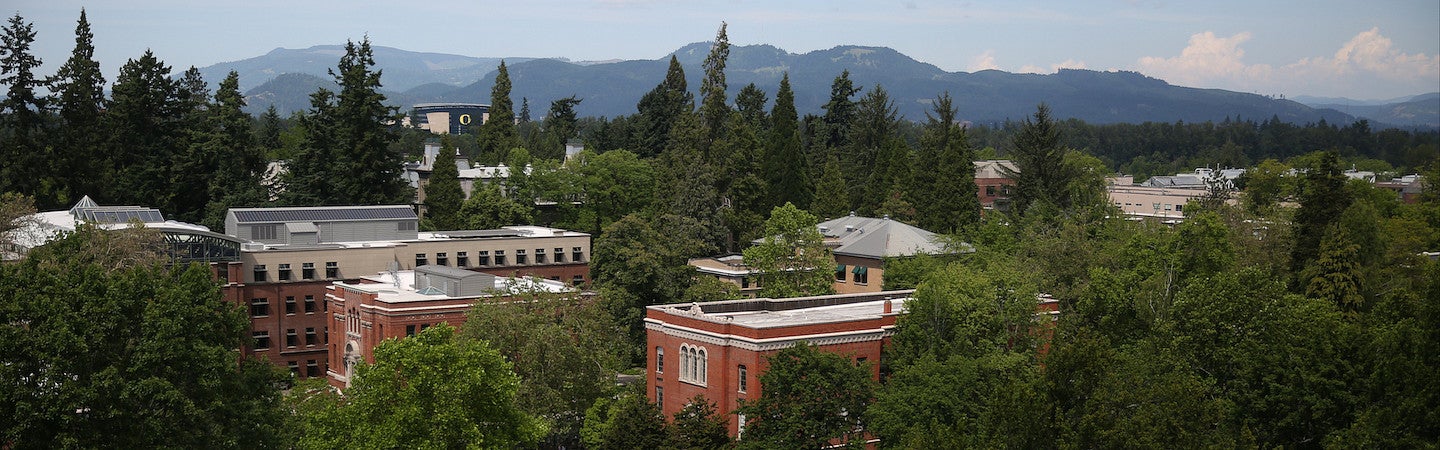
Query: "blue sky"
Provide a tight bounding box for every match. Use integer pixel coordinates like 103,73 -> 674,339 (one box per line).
9,0 -> 1439,100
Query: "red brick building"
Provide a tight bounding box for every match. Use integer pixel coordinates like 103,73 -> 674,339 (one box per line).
645,290 -> 914,437
974,160 -> 1018,214
325,266 -> 574,387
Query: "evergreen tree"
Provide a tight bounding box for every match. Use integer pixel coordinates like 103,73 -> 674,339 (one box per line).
106,50 -> 182,208
655,111 -> 726,248
256,104 -> 284,156
477,60 -> 517,164
1304,227 -> 1365,313
811,155 -> 849,219
1291,151 -> 1353,277
763,73 -> 812,210
329,38 -> 407,205
847,84 -> 905,214
911,92 -> 981,232
424,139 -> 465,230
46,9 -> 105,204
518,96 -> 531,123
1002,104 -> 1074,216
282,90 -> 340,205
203,71 -> 269,228
698,22 -> 730,149
543,95 -> 582,159
168,66 -> 219,223
819,70 -> 860,151
735,82 -> 769,131
1,13 -> 48,203
718,112 -> 769,250
634,55 -> 692,158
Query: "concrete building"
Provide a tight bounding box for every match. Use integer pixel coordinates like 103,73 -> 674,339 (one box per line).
688,254 -> 762,298
1107,185 -> 1204,220
327,266 -> 574,387
221,205 -> 591,379
645,290 -> 913,437
12,196 -> 243,265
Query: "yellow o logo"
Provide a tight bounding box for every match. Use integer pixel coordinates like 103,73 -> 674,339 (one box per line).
459,114 -> 472,125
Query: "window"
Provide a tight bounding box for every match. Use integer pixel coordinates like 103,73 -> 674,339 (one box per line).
572,247 -> 584,262
737,413 -> 746,438
287,361 -> 299,376
406,324 -> 416,336
554,248 -> 565,263
306,360 -> 320,377
305,327 -> 317,346
436,252 -> 448,266
304,295 -> 316,314
1153,202 -> 1161,210
741,277 -> 750,289
252,224 -> 277,240
456,252 -> 469,267
655,386 -> 664,406
253,264 -> 267,282
853,265 -> 869,285
398,220 -> 416,231
1164,204 -> 1173,211
415,253 -> 428,267
535,248 -> 546,264
325,261 -> 338,278
738,365 -> 748,392
286,329 -> 298,348
572,275 -> 584,286
835,264 -> 847,282
278,263 -> 291,281
1175,204 -> 1184,212
516,249 -> 527,265
986,185 -> 996,196
679,344 -> 708,385
494,250 -> 506,265
302,262 -> 315,279
656,347 -> 665,373
478,251 -> 490,266
250,298 -> 269,317
285,296 -> 297,315
253,331 -> 271,350
323,326 -> 328,344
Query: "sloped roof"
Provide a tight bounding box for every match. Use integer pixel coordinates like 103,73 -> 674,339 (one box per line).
230,205 -> 417,223
974,160 -> 1017,179
813,215 -> 963,259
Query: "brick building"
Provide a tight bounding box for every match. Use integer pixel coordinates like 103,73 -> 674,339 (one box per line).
219,205 -> 590,379
974,160 -> 1018,213
326,266 -> 574,387
645,290 -> 914,437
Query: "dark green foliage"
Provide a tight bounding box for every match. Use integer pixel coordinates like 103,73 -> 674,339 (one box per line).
45,10 -> 106,207
846,84 -> 906,214
576,149 -> 655,234
763,73 -> 812,210
698,22 -> 730,145
423,141 -> 465,231
477,60 -> 517,164
0,226 -> 287,448
0,13 -> 49,204
1291,150 -> 1353,278
736,342 -> 875,450
592,213 -> 714,349
910,92 -> 981,233
581,387 -> 669,450
203,71 -> 270,229
1003,104 -> 1073,217
670,396 -> 731,450
634,55 -> 692,158
456,183 -> 532,230
810,154 -> 849,219
105,50 -> 184,209
297,324 -> 545,449
819,69 -> 860,151
734,82 -> 768,131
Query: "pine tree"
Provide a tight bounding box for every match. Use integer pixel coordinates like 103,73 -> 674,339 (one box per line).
477,60 -> 517,164
256,104 -> 283,155
46,9 -> 106,205
329,38 -> 407,205
810,154 -> 849,220
282,91 -> 340,206
819,70 -> 860,151
204,71 -> 268,228
698,22 -> 730,150
518,97 -> 531,123
424,140 -> 465,230
763,73 -> 812,210
735,82 -> 769,131
543,96 -> 582,159
0,13 -> 48,203
169,66 -> 217,222
106,50 -> 181,208
1291,150 -> 1353,277
911,92 -> 981,232
1002,104 -> 1073,217
847,84 -> 904,214
634,55 -> 691,158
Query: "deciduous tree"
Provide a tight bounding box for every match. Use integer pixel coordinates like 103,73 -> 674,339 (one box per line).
735,342 -> 875,450
742,203 -> 833,298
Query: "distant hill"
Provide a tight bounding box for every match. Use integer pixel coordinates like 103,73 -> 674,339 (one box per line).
223,43 -> 1393,127
1296,93 -> 1440,129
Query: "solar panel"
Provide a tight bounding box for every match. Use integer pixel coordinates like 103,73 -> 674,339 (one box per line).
77,207 -> 166,224
231,206 -> 417,223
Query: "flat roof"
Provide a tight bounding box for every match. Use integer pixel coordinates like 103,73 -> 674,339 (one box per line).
336,270 -> 574,304
649,290 -> 913,329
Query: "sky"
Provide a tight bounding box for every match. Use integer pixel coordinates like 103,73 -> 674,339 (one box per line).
9,0 -> 1439,101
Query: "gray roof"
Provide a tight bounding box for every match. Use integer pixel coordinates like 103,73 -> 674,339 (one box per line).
230,205 -> 417,223
812,215 -> 959,259
415,264 -> 488,279
1141,175 -> 1205,188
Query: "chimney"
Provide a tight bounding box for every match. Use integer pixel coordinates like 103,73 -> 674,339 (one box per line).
883,298 -> 893,314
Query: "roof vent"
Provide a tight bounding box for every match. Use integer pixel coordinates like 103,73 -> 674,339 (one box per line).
845,225 -> 855,232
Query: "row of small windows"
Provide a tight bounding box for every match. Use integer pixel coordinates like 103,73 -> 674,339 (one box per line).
250,296 -> 326,317
251,326 -> 326,350
405,323 -> 436,336
834,264 -> 869,284
253,261 -> 339,282
1117,201 -> 1183,212
287,359 -> 323,378
415,247 -> 584,268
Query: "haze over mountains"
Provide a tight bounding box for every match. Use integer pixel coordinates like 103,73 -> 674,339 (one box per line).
200,44 -> 1439,129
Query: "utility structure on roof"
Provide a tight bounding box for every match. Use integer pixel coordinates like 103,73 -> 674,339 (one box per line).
13,195 -> 243,265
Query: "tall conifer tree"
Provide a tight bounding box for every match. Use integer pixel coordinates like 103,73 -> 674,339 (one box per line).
763,73 -> 811,210
634,56 -> 691,158
329,38 -> 407,205
47,9 -> 106,204
698,22 -> 730,151
424,138 -> 465,231
478,60 -> 516,164
204,71 -> 269,228
0,13 -> 47,203
106,50 -> 180,208
911,92 -> 980,232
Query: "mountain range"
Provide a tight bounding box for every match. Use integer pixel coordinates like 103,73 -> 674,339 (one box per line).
201,44 -> 1439,129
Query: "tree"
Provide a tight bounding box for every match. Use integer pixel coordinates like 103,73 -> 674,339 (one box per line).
1291,151 -> 1353,278
810,155 -> 849,219
298,324 -> 545,449
670,395 -> 731,450
328,38 -> 407,205
1304,227 -> 1365,312
735,342 -> 876,450
46,9 -> 106,205
105,50 -> 183,209
698,22 -> 730,146
1003,104 -> 1074,217
1,13 -> 48,203
0,226 -> 287,448
846,85 -> 906,214
456,183 -> 533,230
910,92 -> 981,233
423,140 -> 465,231
478,60 -> 517,164
591,213 -> 714,348
742,203 -> 834,298
819,70 -> 860,151
634,55 -> 692,158
734,82 -> 769,130
577,149 -> 655,234
581,387 -> 669,450
460,289 -> 629,448
203,71 -> 270,229
763,73 -> 812,210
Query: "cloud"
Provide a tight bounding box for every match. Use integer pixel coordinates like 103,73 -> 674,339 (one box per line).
1136,28 -> 1439,98
969,50 -> 1000,72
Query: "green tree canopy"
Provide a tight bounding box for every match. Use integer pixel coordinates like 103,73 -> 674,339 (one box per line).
742,203 -> 834,298
735,342 -> 876,450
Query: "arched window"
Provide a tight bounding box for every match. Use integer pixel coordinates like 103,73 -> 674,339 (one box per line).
697,348 -> 707,384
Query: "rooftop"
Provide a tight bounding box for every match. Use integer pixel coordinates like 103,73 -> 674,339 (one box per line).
974,160 -> 1018,179
229,205 -> 417,224
336,269 -> 574,304
811,215 -> 965,259
650,290 -> 913,329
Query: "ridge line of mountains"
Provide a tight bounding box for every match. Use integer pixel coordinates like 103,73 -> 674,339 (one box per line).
200,43 -> 1440,129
